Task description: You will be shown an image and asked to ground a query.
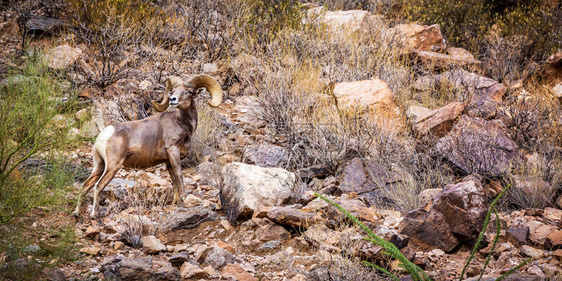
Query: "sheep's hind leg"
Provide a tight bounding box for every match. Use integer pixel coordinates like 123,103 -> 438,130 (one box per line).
90,161 -> 123,219
74,151 -> 104,217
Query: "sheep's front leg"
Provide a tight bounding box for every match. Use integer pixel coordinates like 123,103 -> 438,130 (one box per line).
166,146 -> 184,205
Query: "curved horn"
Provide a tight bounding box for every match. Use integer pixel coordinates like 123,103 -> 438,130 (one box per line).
151,76 -> 183,112
189,74 -> 222,108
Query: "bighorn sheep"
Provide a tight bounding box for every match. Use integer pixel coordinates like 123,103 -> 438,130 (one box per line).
74,74 -> 222,218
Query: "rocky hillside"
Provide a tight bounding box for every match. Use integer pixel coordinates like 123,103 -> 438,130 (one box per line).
0,0 -> 561,280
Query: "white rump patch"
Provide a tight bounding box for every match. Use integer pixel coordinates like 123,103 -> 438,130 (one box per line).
94,125 -> 115,162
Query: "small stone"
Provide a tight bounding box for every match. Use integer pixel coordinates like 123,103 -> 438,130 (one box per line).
183,194 -> 202,207
114,241 -> 125,250
552,249 -> 562,260
220,220 -> 233,231
221,264 -> 258,281
80,245 -> 101,256
204,247 -> 234,270
202,63 -> 218,74
169,252 -> 190,268
506,227 -> 528,246
546,230 -> 562,249
85,225 -> 100,239
180,262 -> 208,279
142,236 -> 166,254
520,245 -> 544,258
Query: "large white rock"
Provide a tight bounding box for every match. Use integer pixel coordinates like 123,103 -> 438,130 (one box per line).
45,45 -> 82,70
308,7 -> 383,34
220,163 -> 296,222
389,23 -> 447,53
141,235 -> 166,254
333,78 -> 397,114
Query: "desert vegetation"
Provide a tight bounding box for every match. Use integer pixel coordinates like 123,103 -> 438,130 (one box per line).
0,0 -> 561,280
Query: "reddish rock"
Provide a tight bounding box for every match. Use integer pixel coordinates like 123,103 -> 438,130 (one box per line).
411,50 -> 482,69
412,102 -> 465,138
391,23 -> 447,52
541,51 -> 562,84
435,116 -> 524,176
332,79 -> 400,124
400,176 -> 487,252
267,206 -> 323,228
255,224 -> 291,241
221,264 -> 258,281
546,230 -> 562,249
506,227 -> 529,246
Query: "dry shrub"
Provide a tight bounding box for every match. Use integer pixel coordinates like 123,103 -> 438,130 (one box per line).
504,91 -> 561,151
64,0 -> 166,87
116,184 -> 169,248
305,225 -> 390,281
183,98 -> 225,167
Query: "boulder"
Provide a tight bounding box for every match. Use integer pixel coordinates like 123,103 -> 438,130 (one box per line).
332,79 -> 399,119
520,245 -> 544,259
160,206 -> 218,232
411,50 -> 482,69
308,7 -> 383,34
26,17 -> 67,34
390,23 -> 447,52
255,224 -> 291,241
435,116 -> 524,176
221,264 -> 258,281
400,176 -> 488,252
528,220 -> 559,245
220,163 -> 296,222
243,143 -> 288,167
338,157 -> 400,194
546,230 -> 562,250
412,102 -> 465,138
541,51 -> 562,84
204,247 -> 235,270
45,45 -> 82,70
180,262 -> 208,279
267,206 -> 323,228
101,256 -> 181,281
506,227 -> 529,246
141,236 -> 166,254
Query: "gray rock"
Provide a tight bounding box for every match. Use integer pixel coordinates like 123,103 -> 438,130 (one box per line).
168,252 -> 190,268
220,162 -> 296,222
267,206 -> 323,228
141,236 -> 166,254
26,17 -> 67,33
400,175 -> 488,252
101,256 -> 181,281
45,45 -> 82,70
160,206 -> 218,233
244,143 -> 288,167
203,247 -> 234,270
435,116 -> 524,176
338,157 -> 400,196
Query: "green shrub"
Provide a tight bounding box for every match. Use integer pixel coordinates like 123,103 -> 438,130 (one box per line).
399,0 -> 561,61
0,54 -> 76,223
